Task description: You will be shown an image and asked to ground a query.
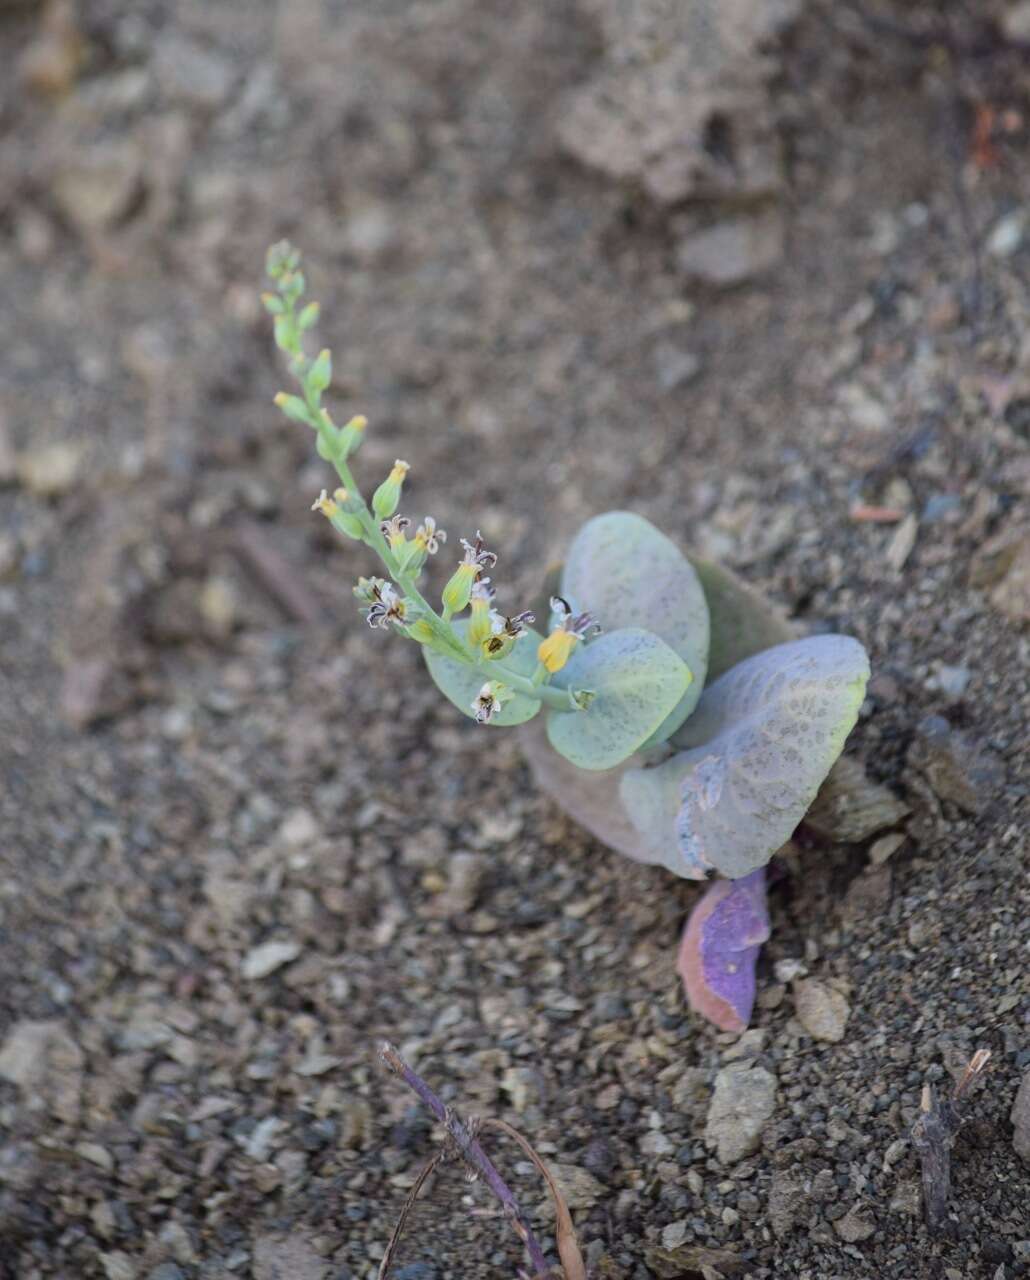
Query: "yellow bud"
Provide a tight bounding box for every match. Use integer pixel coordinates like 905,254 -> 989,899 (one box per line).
538,629 -> 577,674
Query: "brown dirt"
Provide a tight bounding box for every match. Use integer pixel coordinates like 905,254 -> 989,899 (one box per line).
0,2 -> 1028,1278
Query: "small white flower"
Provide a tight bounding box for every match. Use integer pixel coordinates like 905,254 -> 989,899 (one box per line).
365,582 -> 407,629
471,682 -> 510,724
415,516 -> 447,555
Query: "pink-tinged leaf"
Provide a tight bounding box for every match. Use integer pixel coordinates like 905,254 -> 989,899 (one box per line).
678,869 -> 769,1032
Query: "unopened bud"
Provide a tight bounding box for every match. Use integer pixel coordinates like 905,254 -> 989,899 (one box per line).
372,459 -> 410,520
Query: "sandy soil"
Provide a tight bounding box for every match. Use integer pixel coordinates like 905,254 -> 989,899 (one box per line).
0,2 -> 1027,1278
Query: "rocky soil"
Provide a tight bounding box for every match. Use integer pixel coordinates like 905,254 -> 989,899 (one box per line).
0,1 -> 1028,1278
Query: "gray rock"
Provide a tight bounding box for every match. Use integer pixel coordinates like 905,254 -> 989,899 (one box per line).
539,1163 -> 605,1213
100,1254 -> 137,1280
927,663 -> 972,699
805,755 -> 909,842
0,1019 -> 84,1123
794,979 -> 850,1043
15,440 -> 84,497
559,0 -> 799,206
661,1219 -> 690,1250
676,212 -> 785,288
1011,1071 -> 1030,1164
832,1204 -> 876,1242
147,1266 -> 184,1280
252,1234 -> 328,1280
768,1172 -> 804,1238
241,940 -> 302,980
340,1096 -> 372,1150
888,1179 -> 921,1216
907,715 -> 1006,814
155,34 -> 235,110
987,211 -> 1026,259
501,1065 -> 541,1113
654,342 -> 702,391
156,1221 -> 195,1265
51,141 -> 143,234
1003,1 -> 1030,40
704,1061 -> 777,1164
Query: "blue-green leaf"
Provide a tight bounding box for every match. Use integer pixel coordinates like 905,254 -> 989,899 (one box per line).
687,555 -> 796,681
547,628 -> 692,770
423,620 -> 543,726
620,635 -> 870,878
562,512 -> 710,744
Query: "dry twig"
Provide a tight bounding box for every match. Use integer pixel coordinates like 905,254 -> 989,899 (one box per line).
911,1048 -> 992,1233
379,1041 -> 564,1279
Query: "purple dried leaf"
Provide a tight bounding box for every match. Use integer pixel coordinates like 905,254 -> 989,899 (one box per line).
678,869 -> 769,1032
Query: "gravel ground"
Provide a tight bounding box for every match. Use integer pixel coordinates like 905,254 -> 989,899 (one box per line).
0,2 -> 1028,1278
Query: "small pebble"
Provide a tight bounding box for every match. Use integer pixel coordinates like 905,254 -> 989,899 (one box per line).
241,940 -> 302,980
987,210 -> 1026,259
794,979 -> 850,1043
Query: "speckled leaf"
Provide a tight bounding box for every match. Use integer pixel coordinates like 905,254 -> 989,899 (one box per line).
622,635 -> 870,878
618,750 -> 710,878
547,628 -> 691,770
562,513 -> 709,742
423,620 -> 544,726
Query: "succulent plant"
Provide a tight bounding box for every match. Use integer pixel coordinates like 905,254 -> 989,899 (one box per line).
263,244 -> 871,1032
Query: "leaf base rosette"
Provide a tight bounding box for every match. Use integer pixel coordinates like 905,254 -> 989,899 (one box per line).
520,514 -> 873,1031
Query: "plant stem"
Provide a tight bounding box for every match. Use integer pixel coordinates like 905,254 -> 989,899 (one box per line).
279,288 -> 571,709
475,661 -> 573,710
379,1042 -> 553,1279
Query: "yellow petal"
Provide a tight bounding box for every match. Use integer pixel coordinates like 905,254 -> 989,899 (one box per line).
538,630 -> 576,674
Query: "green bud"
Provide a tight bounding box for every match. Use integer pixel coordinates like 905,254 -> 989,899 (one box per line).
298,301 -> 320,330
261,292 -> 285,315
315,424 -> 342,459
307,348 -> 332,395
338,414 -> 367,459
283,271 -> 305,305
266,240 -> 297,280
273,313 -> 295,353
467,600 -> 494,648
371,460 -> 409,520
441,563 -> 476,615
274,392 -> 315,426
331,509 -> 366,540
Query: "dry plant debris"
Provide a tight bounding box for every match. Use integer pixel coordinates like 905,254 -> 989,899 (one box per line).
378,1043 -> 586,1280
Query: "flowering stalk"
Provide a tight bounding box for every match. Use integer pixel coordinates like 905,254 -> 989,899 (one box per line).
264,241 -> 580,715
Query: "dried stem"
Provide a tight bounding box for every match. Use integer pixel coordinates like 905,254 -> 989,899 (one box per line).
379,1042 -> 554,1279
911,1048 -> 992,1234
377,1151 -> 446,1280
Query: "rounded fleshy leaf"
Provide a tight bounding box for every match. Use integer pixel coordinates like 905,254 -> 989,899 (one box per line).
562,512 -> 709,742
618,751 -> 711,878
546,628 -> 692,770
624,635 -> 870,879
423,620 -> 544,726
679,869 -> 769,1032
686,555 -> 796,681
